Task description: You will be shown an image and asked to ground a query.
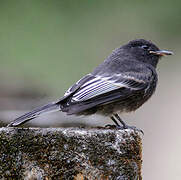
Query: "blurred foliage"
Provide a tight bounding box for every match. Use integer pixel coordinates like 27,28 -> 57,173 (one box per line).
0,2 -> 180,179
0,0 -> 180,96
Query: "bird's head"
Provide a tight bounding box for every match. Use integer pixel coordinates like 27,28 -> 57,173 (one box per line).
123,39 -> 173,67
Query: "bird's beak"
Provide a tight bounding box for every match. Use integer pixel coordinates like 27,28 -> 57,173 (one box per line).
149,50 -> 173,56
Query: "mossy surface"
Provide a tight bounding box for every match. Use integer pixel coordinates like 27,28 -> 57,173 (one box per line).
0,127 -> 142,179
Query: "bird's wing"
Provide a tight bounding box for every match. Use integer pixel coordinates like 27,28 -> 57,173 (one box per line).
57,66 -> 156,114
60,68 -> 155,115
70,72 -> 150,103
57,74 -> 94,101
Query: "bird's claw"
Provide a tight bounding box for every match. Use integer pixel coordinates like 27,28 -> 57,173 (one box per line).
122,125 -> 144,135
105,124 -> 117,129
105,124 -> 144,134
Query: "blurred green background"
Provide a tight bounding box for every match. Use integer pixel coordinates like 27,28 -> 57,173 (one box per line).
0,0 -> 181,179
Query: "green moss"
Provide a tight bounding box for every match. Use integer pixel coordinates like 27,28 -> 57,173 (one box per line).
0,127 -> 142,179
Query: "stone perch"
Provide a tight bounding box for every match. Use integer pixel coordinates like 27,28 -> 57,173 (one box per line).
0,127 -> 142,179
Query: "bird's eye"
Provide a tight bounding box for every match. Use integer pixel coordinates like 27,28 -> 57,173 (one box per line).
141,45 -> 149,50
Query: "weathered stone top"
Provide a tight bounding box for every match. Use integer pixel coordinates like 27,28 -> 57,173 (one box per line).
0,127 -> 142,179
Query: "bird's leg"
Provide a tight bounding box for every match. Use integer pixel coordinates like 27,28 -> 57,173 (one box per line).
113,113 -> 127,128
105,116 -> 119,128
113,113 -> 144,134
107,114 -> 144,134
105,115 -> 126,129
110,116 -> 120,126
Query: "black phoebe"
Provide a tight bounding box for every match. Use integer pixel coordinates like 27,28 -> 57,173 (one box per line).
7,39 -> 173,128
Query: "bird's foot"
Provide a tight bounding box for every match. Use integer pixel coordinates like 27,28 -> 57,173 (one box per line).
105,124 -> 117,129
121,124 -> 144,134
105,124 -> 144,134
110,114 -> 144,134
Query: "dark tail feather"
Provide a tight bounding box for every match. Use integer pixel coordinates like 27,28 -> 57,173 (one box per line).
7,102 -> 61,127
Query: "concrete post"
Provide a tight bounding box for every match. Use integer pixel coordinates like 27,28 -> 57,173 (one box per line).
0,127 -> 142,179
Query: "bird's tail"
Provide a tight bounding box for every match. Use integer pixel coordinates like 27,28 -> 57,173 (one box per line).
7,102 -> 60,127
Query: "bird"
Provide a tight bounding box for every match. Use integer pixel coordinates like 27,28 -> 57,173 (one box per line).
7,39 -> 173,128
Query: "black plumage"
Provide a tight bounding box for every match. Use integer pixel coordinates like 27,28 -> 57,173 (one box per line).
7,39 -> 173,128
